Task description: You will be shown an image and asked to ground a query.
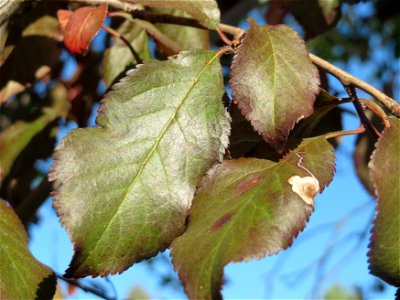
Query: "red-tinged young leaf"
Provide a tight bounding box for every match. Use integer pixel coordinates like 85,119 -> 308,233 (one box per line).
50,50 -> 230,278
61,4 -> 108,54
230,20 -> 320,149
171,137 -> 335,299
57,9 -> 73,32
0,200 -> 56,299
368,117 -> 400,287
133,0 -> 220,29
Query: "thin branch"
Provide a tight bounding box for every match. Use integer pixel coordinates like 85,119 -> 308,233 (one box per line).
16,176 -> 53,224
56,274 -> 116,300
358,98 -> 391,128
345,85 -> 380,139
101,24 -> 143,64
324,126 -> 366,139
310,53 -> 400,117
216,27 -> 232,46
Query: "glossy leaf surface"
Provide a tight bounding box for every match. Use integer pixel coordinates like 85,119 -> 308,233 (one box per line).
230,20 -> 319,149
58,4 -> 108,54
0,200 -> 56,299
368,117 -> 400,286
51,50 -> 230,278
172,137 -> 335,299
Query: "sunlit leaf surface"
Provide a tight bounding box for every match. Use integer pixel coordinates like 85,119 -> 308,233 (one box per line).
51,50 -> 230,278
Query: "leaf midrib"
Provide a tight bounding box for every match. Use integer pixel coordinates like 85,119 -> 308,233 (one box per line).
86,52 -> 221,266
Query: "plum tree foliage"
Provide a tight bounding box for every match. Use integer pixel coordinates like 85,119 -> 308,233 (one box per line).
0,0 -> 399,299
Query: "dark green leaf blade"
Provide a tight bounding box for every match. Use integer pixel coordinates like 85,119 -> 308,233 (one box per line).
51,50 -> 230,278
134,0 -> 220,29
0,200 -> 56,299
368,117 -> 400,287
171,137 -> 335,299
230,20 -> 320,149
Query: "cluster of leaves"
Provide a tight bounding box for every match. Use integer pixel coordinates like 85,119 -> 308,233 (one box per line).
0,0 -> 399,298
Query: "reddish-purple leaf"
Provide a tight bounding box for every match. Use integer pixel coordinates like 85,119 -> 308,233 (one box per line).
171,137 -> 336,299
368,117 -> 400,287
230,20 -> 320,149
57,9 -> 73,32
58,4 -> 108,54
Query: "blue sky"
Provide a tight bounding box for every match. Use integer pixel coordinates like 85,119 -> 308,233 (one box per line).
28,2 -> 398,299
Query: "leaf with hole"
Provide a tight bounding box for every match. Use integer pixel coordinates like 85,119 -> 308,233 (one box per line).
368,117 -> 400,287
50,49 -> 230,278
230,20 -> 320,149
171,137 -> 335,299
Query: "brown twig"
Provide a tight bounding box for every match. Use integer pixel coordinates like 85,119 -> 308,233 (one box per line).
324,126 -> 366,139
101,24 -> 143,64
309,53 -> 400,117
16,176 -> 53,224
358,98 -> 391,128
345,86 -> 380,139
56,274 -> 115,300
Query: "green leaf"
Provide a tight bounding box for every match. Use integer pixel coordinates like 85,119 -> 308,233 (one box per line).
103,20 -> 151,87
368,117 -> 400,287
0,84 -> 69,181
324,284 -> 361,300
230,20 -> 320,149
171,137 -> 335,299
0,200 -> 56,299
153,9 -> 209,56
51,50 -> 230,278
133,0 -> 220,29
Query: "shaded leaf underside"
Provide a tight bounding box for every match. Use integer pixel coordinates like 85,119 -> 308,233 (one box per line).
0,200 -> 56,299
51,50 -> 230,278
133,0 -> 220,29
172,137 -> 336,299
103,20 -> 151,87
368,117 -> 400,287
230,20 -> 319,149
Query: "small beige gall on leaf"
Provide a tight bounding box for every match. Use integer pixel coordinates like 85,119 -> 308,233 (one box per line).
288,175 -> 320,206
